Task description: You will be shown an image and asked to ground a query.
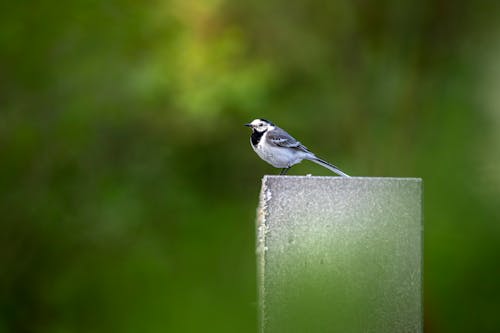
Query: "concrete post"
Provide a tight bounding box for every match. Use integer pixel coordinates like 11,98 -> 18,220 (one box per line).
257,176 -> 422,333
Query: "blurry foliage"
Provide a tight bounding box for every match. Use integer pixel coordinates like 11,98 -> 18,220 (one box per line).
1,0 -> 500,332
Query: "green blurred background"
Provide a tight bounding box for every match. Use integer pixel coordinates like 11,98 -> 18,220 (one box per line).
1,0 -> 500,332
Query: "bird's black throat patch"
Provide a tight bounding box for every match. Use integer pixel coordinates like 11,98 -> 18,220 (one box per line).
251,129 -> 266,147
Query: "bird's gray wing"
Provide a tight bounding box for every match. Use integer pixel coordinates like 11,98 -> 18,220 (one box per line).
267,127 -> 310,152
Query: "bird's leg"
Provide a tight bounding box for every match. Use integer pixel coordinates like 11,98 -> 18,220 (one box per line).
280,167 -> 291,175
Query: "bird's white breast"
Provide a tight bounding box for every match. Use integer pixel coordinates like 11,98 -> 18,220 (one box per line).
251,131 -> 305,168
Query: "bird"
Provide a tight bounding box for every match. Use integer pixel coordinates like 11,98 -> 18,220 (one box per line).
244,118 -> 350,176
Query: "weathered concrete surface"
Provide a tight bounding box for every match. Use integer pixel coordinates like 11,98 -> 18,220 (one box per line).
257,176 -> 422,333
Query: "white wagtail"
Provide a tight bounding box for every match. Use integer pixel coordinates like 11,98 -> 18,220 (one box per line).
244,118 -> 350,176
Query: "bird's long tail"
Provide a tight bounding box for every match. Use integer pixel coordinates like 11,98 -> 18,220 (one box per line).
308,156 -> 350,177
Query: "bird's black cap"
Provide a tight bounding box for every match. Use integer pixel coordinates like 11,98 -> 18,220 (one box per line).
259,119 -> 275,125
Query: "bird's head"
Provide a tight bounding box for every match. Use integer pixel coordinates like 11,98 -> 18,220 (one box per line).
244,119 -> 275,133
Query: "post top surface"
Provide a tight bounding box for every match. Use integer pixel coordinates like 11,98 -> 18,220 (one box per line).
263,175 -> 422,182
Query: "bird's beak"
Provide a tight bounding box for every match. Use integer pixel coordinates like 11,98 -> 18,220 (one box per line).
244,123 -> 252,127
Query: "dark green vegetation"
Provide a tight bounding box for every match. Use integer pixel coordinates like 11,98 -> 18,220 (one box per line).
1,1 -> 499,332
